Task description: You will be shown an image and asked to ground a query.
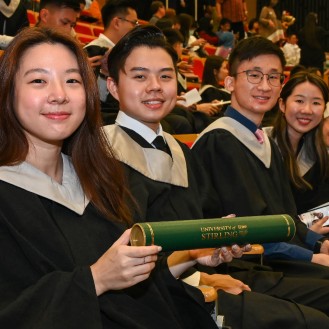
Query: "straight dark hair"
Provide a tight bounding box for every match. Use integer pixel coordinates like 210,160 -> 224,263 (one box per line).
107,25 -> 178,84
228,36 -> 286,75
202,55 -> 226,86
0,27 -> 133,224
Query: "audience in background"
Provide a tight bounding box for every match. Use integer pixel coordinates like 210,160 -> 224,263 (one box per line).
84,0 -> 138,125
0,0 -> 81,49
149,0 -> 166,25
215,0 -> 248,41
0,0 -> 29,36
298,12 -> 329,75
247,17 -> 260,37
259,0 -> 284,44
215,18 -> 234,50
178,13 -> 207,58
199,55 -> 230,112
282,32 -> 301,67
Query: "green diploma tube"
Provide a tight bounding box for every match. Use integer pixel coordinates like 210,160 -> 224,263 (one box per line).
130,215 -> 296,251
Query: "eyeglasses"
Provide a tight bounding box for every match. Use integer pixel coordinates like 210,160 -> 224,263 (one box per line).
234,70 -> 285,87
117,17 -> 139,26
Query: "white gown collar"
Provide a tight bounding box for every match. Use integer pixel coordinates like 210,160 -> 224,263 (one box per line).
103,125 -> 188,187
194,117 -> 272,168
0,154 -> 89,214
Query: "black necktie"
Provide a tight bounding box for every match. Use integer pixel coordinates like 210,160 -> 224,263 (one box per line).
152,136 -> 171,155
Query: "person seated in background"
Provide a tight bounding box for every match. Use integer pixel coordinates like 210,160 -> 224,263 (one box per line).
179,13 -> 208,58
149,0 -> 166,25
0,0 -> 81,48
84,0 -> 138,125
163,27 -> 221,132
0,0 -> 29,37
282,31 -> 301,67
215,18 -> 234,54
198,55 -> 230,112
0,26 -> 242,329
247,17 -> 260,37
155,17 -> 175,30
195,7 -> 219,46
264,71 -> 329,217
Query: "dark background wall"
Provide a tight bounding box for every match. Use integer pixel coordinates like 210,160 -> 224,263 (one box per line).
257,0 -> 329,51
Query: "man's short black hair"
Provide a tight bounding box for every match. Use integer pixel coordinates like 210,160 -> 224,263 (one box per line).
101,0 -> 136,28
108,25 -> 178,84
162,28 -> 184,46
39,0 -> 81,11
228,37 -> 286,75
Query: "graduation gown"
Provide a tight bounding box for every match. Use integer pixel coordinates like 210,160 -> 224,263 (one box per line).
264,127 -> 329,216
0,156 -> 219,329
199,84 -> 231,112
293,163 -> 329,214
291,146 -> 329,214
103,125 -> 220,221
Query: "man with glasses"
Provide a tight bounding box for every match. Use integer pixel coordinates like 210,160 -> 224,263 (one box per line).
193,36 -> 329,270
84,0 -> 138,124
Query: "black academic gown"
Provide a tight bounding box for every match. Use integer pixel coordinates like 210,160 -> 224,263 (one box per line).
0,163 -> 219,329
0,0 -> 29,36
292,161 -> 329,215
192,118 -> 305,234
103,125 -> 220,222
199,85 -> 231,112
103,125 -> 329,329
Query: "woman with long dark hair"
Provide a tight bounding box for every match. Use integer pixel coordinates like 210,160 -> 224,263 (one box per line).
199,55 -> 230,108
267,71 -> 329,215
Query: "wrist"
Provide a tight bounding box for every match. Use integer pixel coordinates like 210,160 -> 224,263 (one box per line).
199,272 -> 210,285
90,263 -> 106,296
314,237 -> 328,254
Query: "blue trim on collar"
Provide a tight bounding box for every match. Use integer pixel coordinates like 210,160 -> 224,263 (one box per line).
224,106 -> 258,133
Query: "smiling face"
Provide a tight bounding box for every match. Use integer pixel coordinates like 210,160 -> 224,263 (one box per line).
107,46 -> 177,132
14,43 -> 86,149
225,54 -> 283,125
279,81 -> 325,143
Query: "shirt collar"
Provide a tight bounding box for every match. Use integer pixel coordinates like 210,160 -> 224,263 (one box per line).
225,106 -> 259,133
98,33 -> 115,47
115,111 -> 164,145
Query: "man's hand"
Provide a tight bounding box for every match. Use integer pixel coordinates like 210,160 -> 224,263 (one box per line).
200,272 -> 251,295
88,55 -> 103,68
